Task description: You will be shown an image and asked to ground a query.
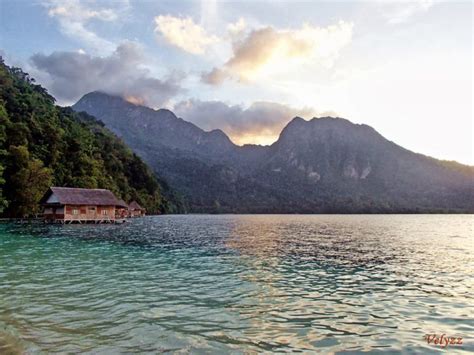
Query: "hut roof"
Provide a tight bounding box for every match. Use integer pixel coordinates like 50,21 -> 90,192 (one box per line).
41,187 -> 122,206
129,200 -> 145,211
117,199 -> 129,208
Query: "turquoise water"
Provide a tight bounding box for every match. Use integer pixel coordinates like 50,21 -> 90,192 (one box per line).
0,215 -> 472,353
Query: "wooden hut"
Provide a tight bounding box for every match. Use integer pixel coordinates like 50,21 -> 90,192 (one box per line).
116,199 -> 129,219
41,187 -> 125,224
128,200 -> 146,217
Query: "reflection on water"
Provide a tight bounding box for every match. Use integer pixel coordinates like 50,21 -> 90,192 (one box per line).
0,215 -> 472,353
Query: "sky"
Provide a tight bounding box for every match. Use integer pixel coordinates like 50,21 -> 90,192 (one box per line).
0,0 -> 472,164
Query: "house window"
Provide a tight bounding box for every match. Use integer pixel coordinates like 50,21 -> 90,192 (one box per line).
88,207 -> 96,213
73,208 -> 79,215
102,209 -> 108,215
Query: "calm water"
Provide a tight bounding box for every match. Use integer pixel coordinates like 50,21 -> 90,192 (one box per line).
0,215 -> 472,354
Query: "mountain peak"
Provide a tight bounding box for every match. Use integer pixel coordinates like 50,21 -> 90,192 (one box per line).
80,90 -> 119,101
285,116 -> 353,130
73,91 -> 236,156
287,116 -> 306,126
77,91 -> 148,110
72,91 -> 474,213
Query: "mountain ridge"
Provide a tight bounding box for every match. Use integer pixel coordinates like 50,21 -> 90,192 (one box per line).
73,91 -> 474,213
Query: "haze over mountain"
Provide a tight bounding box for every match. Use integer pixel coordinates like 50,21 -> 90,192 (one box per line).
74,92 -> 474,213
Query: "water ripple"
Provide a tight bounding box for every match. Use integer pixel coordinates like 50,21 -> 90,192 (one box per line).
0,214 -> 472,353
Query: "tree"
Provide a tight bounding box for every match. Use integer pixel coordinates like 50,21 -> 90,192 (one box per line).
0,101 -> 9,212
0,163 -> 7,213
0,58 -> 181,216
7,146 -> 52,217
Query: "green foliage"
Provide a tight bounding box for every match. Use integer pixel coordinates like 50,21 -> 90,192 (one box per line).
7,145 -> 52,217
0,57 -> 180,217
0,101 -> 8,213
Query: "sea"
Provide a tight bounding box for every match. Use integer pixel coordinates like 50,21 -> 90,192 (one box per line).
0,215 -> 472,353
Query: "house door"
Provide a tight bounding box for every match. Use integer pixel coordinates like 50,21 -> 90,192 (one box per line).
88,206 -> 97,219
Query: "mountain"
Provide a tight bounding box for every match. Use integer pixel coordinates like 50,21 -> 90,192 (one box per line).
73,92 -> 474,213
0,60 -> 183,217
71,92 -> 235,160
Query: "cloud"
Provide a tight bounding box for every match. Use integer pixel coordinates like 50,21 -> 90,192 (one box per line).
202,21 -> 353,85
201,67 -> 228,85
30,42 -> 181,107
385,0 -> 434,24
174,99 -> 320,145
47,0 -> 118,22
227,18 -> 247,39
43,0 -> 129,53
154,15 -> 219,55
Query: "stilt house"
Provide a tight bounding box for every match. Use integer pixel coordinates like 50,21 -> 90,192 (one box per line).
41,187 -> 126,224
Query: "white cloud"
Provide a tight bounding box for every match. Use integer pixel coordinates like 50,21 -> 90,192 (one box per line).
202,21 -> 353,85
47,1 -> 118,22
154,15 -> 219,55
43,0 -> 129,53
385,0 -> 434,24
227,18 -> 247,39
56,20 -> 116,53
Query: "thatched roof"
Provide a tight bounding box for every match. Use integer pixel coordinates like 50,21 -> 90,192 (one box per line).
116,199 -> 128,208
41,187 -> 122,206
129,200 -> 145,211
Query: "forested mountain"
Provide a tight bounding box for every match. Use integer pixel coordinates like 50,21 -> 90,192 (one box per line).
0,59 -> 183,217
74,92 -> 474,213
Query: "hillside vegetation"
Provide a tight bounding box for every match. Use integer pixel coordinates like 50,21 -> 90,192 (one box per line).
0,58 -> 182,217
75,92 -> 474,214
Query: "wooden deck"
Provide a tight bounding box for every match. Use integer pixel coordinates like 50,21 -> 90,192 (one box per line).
45,218 -> 127,224
1,217 -> 127,224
